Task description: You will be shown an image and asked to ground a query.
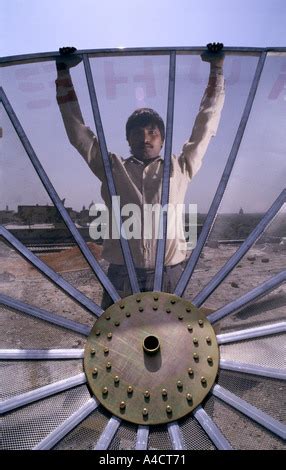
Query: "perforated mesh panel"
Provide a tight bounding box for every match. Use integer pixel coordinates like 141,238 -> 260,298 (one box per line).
1,384 -> 91,449
220,333 -> 286,368
179,413 -> 215,450
0,306 -> 87,349
217,370 -> 286,424
1,360 -> 84,400
54,406 -> 110,450
204,394 -> 285,450
148,425 -> 172,450
109,420 -> 137,450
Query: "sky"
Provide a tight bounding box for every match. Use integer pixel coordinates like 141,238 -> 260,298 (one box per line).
0,0 -> 285,215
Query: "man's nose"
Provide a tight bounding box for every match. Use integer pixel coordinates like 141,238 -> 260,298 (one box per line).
144,130 -> 150,142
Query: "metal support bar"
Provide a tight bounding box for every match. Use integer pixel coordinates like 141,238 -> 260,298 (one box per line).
193,189 -> 286,306
0,349 -> 85,360
0,87 -> 120,304
135,426 -> 149,450
219,360 -> 286,380
0,293 -> 91,336
0,226 -> 103,316
217,322 -> 286,344
82,55 -> 139,293
212,384 -> 286,440
208,271 -> 286,324
34,397 -> 99,450
193,406 -> 232,450
0,373 -> 86,414
174,52 -> 267,297
94,416 -> 121,450
167,421 -> 185,450
154,52 -> 176,291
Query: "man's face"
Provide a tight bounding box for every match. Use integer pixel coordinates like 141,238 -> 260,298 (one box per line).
128,125 -> 163,161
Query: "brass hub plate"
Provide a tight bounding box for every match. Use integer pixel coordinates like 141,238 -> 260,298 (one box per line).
84,292 -> 219,425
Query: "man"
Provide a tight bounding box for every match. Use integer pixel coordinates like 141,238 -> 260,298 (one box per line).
56,44 -> 225,307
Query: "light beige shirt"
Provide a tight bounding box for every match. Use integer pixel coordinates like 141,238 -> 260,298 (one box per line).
56,67 -> 225,268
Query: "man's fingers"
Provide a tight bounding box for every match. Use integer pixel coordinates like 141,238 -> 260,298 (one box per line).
206,42 -> 224,53
59,46 -> 77,55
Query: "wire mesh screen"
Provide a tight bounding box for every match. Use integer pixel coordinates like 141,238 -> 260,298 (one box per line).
220,333 -> 286,368
1,384 -> 91,449
179,413 -> 216,450
54,406 -> 110,450
109,420 -> 137,450
1,360 -> 84,400
204,394 -> 285,450
148,425 -> 172,450
217,370 -> 286,424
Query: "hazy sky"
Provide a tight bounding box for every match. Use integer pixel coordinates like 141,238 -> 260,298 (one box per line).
1,1 -> 285,214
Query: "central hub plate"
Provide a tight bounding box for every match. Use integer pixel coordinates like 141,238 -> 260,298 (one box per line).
84,292 -> 219,425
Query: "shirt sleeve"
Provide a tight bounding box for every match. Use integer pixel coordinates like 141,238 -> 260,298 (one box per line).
55,70 -> 106,181
178,67 -> 225,179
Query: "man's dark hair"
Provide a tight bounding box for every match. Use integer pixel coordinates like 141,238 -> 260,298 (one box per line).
126,108 -> 165,142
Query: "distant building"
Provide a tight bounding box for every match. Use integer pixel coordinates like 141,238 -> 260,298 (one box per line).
239,208 -> 244,215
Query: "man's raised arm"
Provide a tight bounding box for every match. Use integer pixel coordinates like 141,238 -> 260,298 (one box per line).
178,43 -> 225,179
55,47 -> 105,180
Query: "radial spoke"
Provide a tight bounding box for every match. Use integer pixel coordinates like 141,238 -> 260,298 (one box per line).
217,322 -> 286,344
83,55 -> 139,294
167,421 -> 185,450
154,52 -> 176,291
174,52 -> 267,297
0,373 -> 86,414
0,293 -> 91,336
94,416 -> 121,450
193,189 -> 286,307
212,384 -> 286,440
0,225 -> 103,317
0,349 -> 85,360
193,406 -> 233,450
135,425 -> 149,450
34,397 -> 99,450
207,270 -> 286,324
219,360 -> 286,380
0,87 -> 120,303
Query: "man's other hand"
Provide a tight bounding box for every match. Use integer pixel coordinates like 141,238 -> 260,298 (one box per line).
201,42 -> 224,67
56,47 -> 82,71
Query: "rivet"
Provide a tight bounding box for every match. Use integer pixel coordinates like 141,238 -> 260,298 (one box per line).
106,362 -> 112,370
201,377 -> 207,385
115,321 -> 120,326
95,330 -> 100,336
104,347 -> 109,354
153,306 -> 158,311
193,337 -> 198,345
193,352 -> 199,360
206,336 -> 212,344
177,381 -> 183,389
166,308 -> 171,313
171,299 -> 176,304
92,368 -> 98,376
144,390 -> 150,398
142,408 -> 148,416
186,307 -> 191,312
127,386 -> 133,394
188,368 -> 194,376
186,393 -> 193,402
207,356 -> 213,364
120,304 -> 125,309
198,319 -> 204,326
178,315 -> 184,320
139,307 -> 144,312
166,405 -> 172,413
107,332 -> 113,339
102,387 -> 108,395
136,297 -> 141,303
105,315 -> 110,320
120,401 -> 126,410
162,389 -> 168,397
154,295 -> 159,301
187,325 -> 193,332
114,376 -> 120,384
126,312 -> 131,317
90,348 -> 96,355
